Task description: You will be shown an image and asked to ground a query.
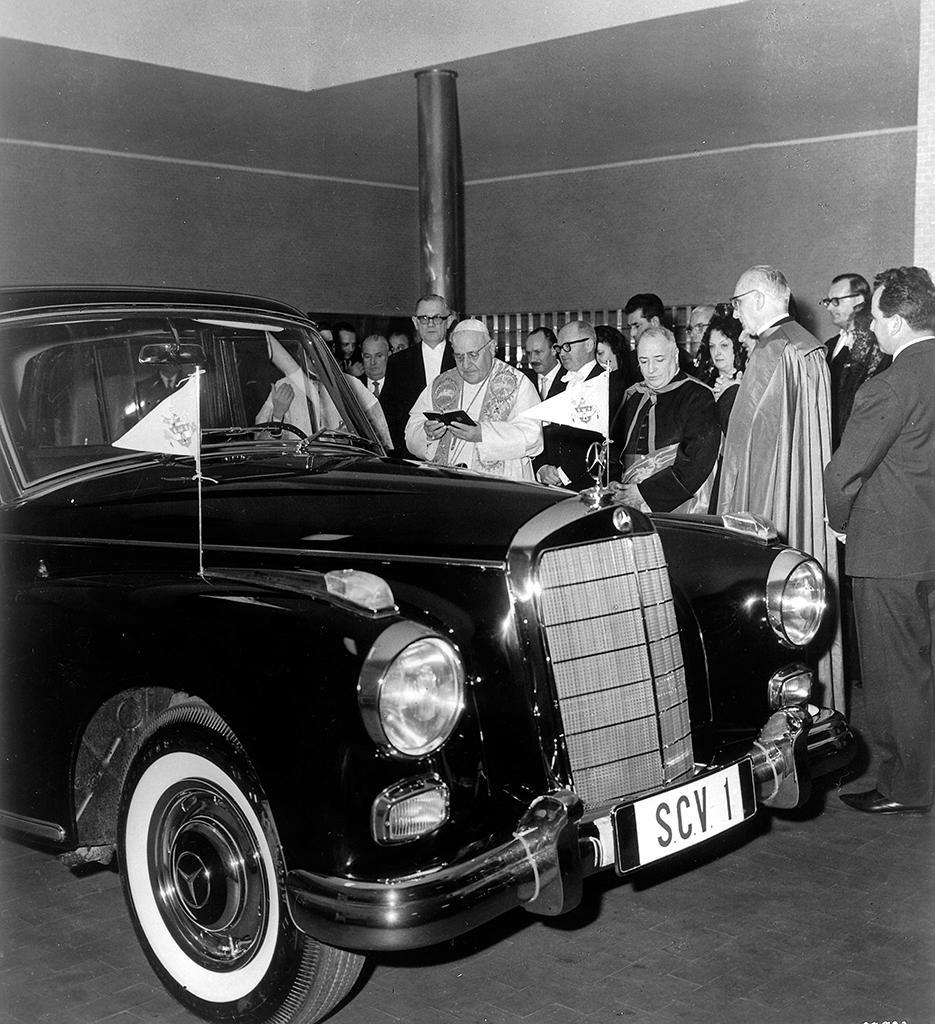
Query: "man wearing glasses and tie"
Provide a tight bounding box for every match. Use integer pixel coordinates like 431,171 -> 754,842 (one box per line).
821,274 -> 889,450
379,293 -> 457,456
535,321 -> 606,490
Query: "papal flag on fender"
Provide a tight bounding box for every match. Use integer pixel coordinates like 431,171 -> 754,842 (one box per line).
521,369 -> 609,437
112,373 -> 200,456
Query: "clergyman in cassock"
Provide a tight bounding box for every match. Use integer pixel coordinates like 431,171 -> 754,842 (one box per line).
608,326 -> 720,513
404,319 -> 543,480
717,264 -> 842,706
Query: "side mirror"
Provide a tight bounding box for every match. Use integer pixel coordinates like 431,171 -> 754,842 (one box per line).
138,342 -> 207,366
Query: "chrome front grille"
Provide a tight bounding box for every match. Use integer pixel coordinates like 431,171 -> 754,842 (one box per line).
535,532 -> 694,808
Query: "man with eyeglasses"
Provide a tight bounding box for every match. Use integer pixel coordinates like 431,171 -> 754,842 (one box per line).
535,321 -> 606,490
379,293 -> 457,456
717,265 -> 842,707
684,304 -> 718,385
404,319 -> 542,480
824,266 -> 935,816
821,273 -> 889,449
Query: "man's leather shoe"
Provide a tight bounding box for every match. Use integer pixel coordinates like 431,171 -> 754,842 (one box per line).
840,789 -> 931,815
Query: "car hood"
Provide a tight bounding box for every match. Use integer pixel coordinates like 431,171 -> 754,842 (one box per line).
17,450 -> 569,564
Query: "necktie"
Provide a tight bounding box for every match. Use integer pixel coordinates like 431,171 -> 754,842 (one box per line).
372,379 -> 381,397
538,374 -> 546,398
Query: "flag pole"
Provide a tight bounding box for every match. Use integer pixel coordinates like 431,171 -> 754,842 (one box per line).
193,367 -> 205,579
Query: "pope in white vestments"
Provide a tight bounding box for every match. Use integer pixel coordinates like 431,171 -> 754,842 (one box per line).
405,319 -> 543,480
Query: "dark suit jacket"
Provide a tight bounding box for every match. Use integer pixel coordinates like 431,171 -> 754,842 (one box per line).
824,337 -> 935,579
532,368 -> 566,474
379,342 -> 456,456
540,363 -> 605,490
825,327 -> 890,448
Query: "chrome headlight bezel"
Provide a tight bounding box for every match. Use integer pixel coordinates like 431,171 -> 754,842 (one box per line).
358,621 -> 465,758
766,550 -> 826,647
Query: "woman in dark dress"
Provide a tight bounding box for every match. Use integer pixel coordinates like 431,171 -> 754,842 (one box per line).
703,311 -> 746,512
703,312 -> 746,435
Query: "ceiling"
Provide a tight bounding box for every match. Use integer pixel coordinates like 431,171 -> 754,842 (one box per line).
0,0 -> 920,189
1,0 -> 747,91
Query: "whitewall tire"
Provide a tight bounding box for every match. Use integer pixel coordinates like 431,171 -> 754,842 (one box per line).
117,727 -> 363,1023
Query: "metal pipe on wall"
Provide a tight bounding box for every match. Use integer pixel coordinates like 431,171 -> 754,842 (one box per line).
415,68 -> 464,314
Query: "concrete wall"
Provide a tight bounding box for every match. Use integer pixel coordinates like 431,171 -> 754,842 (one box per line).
0,142 -> 419,315
464,130 -> 916,335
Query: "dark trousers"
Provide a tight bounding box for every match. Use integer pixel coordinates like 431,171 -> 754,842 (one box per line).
853,576 -> 935,806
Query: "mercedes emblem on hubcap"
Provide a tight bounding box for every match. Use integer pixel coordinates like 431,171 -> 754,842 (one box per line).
174,851 -> 212,911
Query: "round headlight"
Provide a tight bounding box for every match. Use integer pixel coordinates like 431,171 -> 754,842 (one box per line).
766,551 -> 826,646
359,624 -> 465,757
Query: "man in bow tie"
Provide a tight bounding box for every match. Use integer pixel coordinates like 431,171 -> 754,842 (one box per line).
608,327 -> 719,513
535,320 -> 606,489
822,273 -> 890,450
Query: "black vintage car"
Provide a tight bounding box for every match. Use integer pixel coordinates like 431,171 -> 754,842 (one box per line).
0,288 -> 853,1024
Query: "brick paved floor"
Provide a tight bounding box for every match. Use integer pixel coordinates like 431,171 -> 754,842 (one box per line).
1,786 -> 932,1024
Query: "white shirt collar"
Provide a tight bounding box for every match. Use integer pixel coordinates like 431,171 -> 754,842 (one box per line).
892,335 -> 935,361
757,315 -> 789,337
562,359 -> 597,383
422,342 -> 446,384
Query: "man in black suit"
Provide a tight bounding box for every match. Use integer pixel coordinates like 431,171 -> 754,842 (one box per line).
524,327 -> 563,476
825,266 -> 935,815
523,327 -> 562,401
821,273 -> 890,449
535,320 -> 605,491
379,294 -> 456,456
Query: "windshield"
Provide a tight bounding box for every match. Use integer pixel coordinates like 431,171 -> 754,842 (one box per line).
0,311 -> 388,489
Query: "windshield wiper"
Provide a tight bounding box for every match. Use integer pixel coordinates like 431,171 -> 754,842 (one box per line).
300,427 -> 379,452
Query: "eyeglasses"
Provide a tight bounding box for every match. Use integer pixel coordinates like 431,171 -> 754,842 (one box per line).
453,341 -> 492,364
728,289 -> 760,310
415,314 -> 449,325
819,294 -> 861,308
552,337 -> 590,354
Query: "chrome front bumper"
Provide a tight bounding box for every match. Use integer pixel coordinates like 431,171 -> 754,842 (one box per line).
287,705 -> 854,952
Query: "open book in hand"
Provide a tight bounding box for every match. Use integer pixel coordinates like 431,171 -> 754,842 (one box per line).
425,410 -> 477,427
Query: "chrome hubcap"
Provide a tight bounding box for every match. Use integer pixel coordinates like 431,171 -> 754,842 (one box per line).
150,779 -> 269,969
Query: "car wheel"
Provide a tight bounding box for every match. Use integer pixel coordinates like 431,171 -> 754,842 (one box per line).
117,726 -> 363,1024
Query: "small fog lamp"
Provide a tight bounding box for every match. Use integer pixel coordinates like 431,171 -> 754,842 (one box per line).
372,776 -> 450,844
768,664 -> 813,710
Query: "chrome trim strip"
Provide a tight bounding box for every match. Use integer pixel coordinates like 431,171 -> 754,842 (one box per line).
509,494 -> 590,552
0,810 -> 66,842
0,534 -> 505,570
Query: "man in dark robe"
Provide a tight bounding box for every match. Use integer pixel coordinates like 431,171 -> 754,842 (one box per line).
608,327 -> 719,514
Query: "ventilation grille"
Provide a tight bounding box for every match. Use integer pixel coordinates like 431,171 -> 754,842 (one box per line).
536,532 -> 693,808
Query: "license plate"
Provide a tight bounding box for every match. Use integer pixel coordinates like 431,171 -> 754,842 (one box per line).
612,760 -> 756,874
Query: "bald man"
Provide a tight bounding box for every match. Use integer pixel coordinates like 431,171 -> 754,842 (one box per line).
536,320 -> 606,490
718,264 -> 841,707
608,327 -> 720,513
